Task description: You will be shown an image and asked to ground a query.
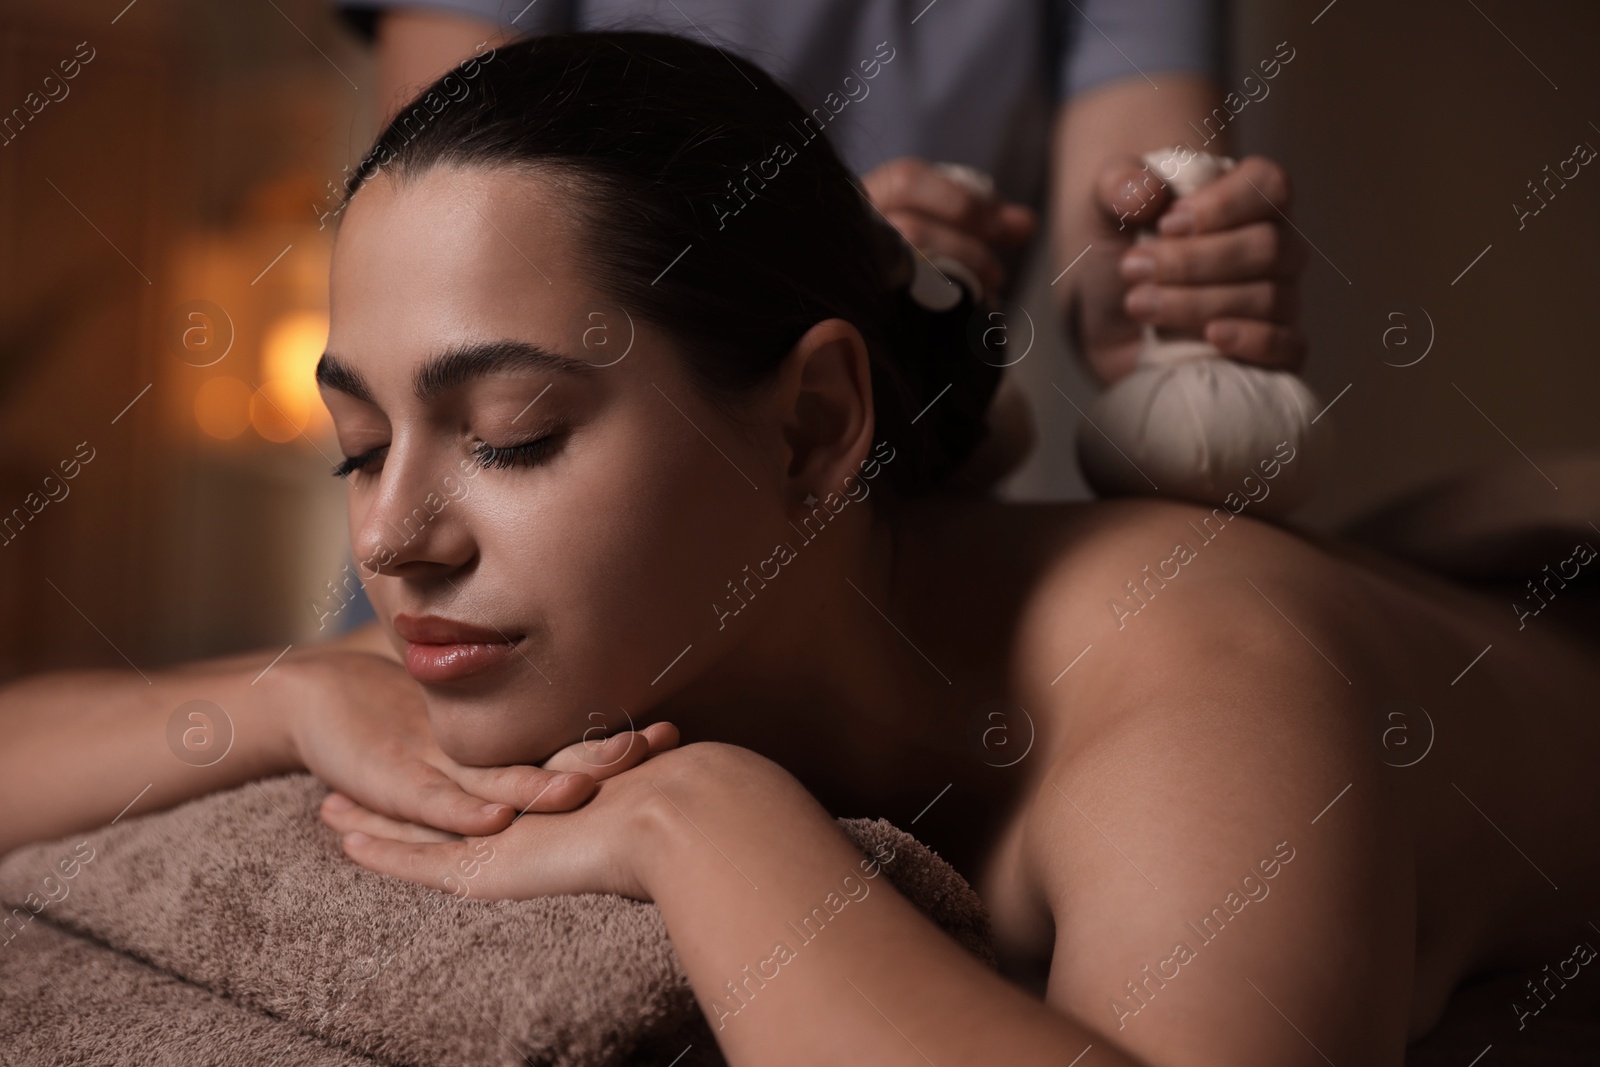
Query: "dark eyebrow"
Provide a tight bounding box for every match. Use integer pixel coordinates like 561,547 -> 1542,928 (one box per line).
314,351 -> 376,404
316,339 -> 595,405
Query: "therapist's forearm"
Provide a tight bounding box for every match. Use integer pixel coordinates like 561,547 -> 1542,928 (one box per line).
1052,75 -> 1228,384
639,755 -> 1138,1067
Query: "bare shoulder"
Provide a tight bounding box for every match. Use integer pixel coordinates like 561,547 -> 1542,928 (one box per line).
970,495 -> 1599,1062
1005,498 -> 1369,702
995,499 -> 1415,1064
1035,496 -> 1349,614
1008,499 -> 1385,851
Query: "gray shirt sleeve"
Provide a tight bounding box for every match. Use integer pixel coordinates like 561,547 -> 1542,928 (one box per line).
333,0 -> 1224,103
1058,0 -> 1225,99
333,0 -> 571,41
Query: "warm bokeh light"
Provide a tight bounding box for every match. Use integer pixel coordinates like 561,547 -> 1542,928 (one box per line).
250,379 -> 312,443
258,309 -> 329,439
193,376 -> 254,440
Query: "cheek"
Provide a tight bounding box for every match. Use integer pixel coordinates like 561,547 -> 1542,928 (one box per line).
424,417 -> 767,766
483,395 -> 777,694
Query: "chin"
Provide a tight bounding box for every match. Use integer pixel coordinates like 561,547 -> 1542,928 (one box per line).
427,701 -> 567,767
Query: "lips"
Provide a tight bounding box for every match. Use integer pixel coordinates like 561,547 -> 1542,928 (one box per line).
393,613 -> 525,684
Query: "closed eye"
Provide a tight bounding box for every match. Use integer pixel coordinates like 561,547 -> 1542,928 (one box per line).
331,445 -> 388,479
471,433 -> 563,470
331,432 -> 564,479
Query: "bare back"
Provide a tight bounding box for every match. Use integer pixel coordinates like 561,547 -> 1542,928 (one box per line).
890,496 -> 1600,1054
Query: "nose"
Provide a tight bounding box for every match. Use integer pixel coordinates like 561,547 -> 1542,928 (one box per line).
351,440 -> 476,579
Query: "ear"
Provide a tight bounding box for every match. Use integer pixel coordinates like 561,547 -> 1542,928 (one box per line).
773,318 -> 875,509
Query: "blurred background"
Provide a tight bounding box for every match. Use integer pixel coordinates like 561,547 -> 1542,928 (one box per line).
0,0 -> 1596,678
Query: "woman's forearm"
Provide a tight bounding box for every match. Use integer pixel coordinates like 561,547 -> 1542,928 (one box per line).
640,751 -> 1141,1067
0,647 -> 307,859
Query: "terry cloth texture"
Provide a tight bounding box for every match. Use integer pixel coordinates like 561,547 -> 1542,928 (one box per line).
0,773 -> 995,1066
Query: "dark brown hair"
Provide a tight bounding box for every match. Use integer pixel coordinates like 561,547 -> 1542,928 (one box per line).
343,30 -> 1000,495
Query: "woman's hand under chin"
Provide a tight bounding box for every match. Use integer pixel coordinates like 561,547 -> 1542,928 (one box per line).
318,730 -> 718,903
283,647 -> 677,841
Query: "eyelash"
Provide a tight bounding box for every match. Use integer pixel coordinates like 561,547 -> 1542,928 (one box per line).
330,446 -> 387,479
330,434 -> 562,479
471,434 -> 562,470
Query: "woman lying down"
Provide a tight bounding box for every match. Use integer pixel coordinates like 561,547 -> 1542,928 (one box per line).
4,30 -> 1599,1067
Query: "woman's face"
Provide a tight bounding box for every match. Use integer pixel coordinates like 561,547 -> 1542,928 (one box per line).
322,165 -> 793,765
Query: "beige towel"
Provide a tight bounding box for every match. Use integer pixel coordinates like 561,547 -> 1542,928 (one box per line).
0,773 -> 994,1066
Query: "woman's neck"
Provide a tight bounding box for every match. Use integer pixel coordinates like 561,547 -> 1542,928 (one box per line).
656,498 -> 983,817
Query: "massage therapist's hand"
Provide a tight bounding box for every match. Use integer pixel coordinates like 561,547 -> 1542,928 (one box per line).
864,156 -> 1038,298
320,741 -> 779,903
1080,154 -> 1308,383
284,648 -> 677,839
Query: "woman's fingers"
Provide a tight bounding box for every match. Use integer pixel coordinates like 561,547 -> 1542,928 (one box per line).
341,832 -> 495,898
1109,155 -> 1305,374
1123,279 -> 1297,331
866,158 -> 1037,247
441,762 -> 598,818
864,157 -> 1039,296
443,723 -> 678,814
1204,319 -> 1308,372
338,810 -> 611,902
406,724 -> 679,828
635,720 -> 681,755
1096,155 -> 1173,231
865,157 -> 996,234
1157,155 -> 1293,236
319,791 -> 462,843
992,201 -> 1039,246
342,822 -> 544,901
883,209 -> 1004,299
357,751 -> 527,836
542,731 -> 647,776
539,721 -> 681,778
1120,222 -> 1304,286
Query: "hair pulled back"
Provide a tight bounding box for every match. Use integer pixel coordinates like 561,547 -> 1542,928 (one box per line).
343,30 -> 1001,496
